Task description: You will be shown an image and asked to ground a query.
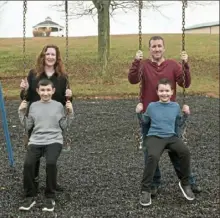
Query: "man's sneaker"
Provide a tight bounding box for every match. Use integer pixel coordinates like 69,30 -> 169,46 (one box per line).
42,198 -> 55,212
151,186 -> 158,197
140,191 -> 151,206
179,182 -> 195,201
19,198 -> 36,211
191,184 -> 202,193
56,183 -> 64,192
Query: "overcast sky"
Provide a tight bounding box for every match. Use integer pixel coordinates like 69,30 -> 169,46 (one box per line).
0,1 -> 219,38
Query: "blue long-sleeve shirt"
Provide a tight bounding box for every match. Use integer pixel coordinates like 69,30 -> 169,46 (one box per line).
141,101 -> 188,138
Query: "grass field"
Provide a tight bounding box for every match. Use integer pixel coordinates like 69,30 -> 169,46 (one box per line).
0,34 -> 219,99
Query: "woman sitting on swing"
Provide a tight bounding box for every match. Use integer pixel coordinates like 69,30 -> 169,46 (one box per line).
19,44 -> 73,193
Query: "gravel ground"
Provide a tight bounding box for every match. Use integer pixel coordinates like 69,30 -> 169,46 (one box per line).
0,96 -> 219,218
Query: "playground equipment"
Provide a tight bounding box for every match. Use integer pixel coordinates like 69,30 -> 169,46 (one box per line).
0,82 -> 14,167
0,0 -> 71,168
134,0 -> 188,149
22,0 -> 71,152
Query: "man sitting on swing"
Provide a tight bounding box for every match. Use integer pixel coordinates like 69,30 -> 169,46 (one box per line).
128,35 -> 202,196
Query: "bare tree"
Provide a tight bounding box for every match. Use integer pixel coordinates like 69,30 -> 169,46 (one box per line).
51,0 -> 216,80
51,0 -> 172,80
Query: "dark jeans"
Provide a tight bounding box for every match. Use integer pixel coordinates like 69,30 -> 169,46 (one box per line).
139,118 -> 196,187
27,128 -> 58,183
141,136 -> 190,192
23,143 -> 62,198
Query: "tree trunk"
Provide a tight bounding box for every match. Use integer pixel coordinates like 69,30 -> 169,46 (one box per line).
97,0 -> 111,80
97,1 -> 110,61
106,7 -> 110,59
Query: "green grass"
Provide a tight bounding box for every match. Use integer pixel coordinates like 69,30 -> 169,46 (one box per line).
0,34 -> 219,99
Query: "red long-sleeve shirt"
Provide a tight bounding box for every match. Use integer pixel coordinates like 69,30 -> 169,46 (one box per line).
128,59 -> 191,111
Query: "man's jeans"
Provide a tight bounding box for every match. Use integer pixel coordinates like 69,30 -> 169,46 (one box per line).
139,116 -> 196,187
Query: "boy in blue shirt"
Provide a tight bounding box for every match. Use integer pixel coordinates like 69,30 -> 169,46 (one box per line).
136,78 -> 195,206
18,79 -> 74,212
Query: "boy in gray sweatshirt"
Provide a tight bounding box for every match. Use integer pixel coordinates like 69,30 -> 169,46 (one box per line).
18,78 -> 74,212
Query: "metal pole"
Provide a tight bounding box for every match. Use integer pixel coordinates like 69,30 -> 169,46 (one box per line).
0,82 -> 14,167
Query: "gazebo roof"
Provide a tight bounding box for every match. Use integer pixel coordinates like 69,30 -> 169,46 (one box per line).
33,17 -> 64,29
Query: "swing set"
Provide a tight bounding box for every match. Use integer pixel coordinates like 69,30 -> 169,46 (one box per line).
134,0 -> 188,149
0,0 -> 70,167
22,0 -> 71,152
0,0 -> 188,167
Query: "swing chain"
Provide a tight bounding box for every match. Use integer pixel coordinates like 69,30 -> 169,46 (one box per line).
133,0 -> 144,151
22,0 -> 28,101
181,0 -> 188,143
138,0 -> 143,51
21,0 -> 29,148
182,0 -> 187,103
63,0 -> 71,152
65,0 -> 69,74
23,0 -> 27,78
138,0 -> 143,106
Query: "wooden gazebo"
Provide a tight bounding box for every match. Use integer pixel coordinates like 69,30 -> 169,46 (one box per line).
32,17 -> 64,37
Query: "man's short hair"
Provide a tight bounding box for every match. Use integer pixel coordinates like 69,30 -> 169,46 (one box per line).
149,36 -> 165,47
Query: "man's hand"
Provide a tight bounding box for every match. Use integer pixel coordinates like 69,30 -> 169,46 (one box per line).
180,51 -> 188,63
66,100 -> 73,114
19,100 -> 28,111
135,50 -> 143,60
182,104 -> 190,115
135,103 -> 143,113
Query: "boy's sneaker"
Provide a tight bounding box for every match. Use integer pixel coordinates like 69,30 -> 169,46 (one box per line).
139,191 -> 151,206
19,198 -> 36,211
179,182 -> 195,201
151,186 -> 158,197
42,198 -> 55,212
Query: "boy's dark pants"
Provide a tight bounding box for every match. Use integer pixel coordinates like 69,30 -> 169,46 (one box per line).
27,128 -> 41,182
23,143 -> 62,199
140,119 -> 196,187
27,129 -> 58,186
141,136 -> 190,192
